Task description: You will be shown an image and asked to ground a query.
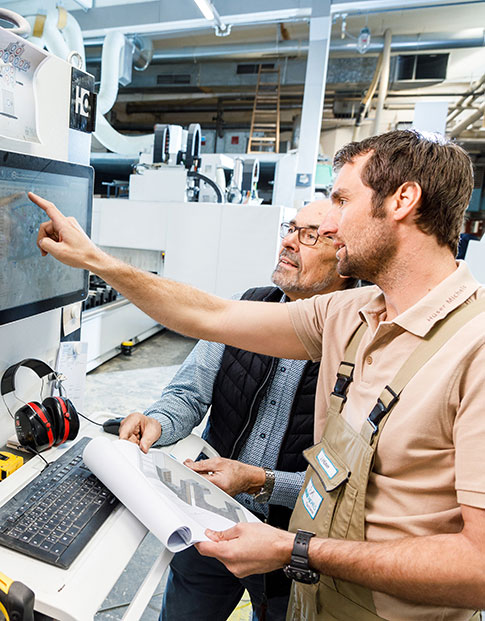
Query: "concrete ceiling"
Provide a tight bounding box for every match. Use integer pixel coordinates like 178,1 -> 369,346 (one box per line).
3,0 -> 484,44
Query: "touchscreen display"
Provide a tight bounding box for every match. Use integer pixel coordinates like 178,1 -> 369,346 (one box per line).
0,151 -> 93,325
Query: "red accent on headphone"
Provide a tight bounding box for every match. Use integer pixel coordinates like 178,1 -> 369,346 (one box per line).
55,397 -> 70,444
28,402 -> 54,447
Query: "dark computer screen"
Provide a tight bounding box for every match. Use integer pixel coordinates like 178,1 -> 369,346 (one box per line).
0,150 -> 93,325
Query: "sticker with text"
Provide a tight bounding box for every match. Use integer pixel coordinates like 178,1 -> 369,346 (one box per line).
302,478 -> 323,519
317,448 -> 338,479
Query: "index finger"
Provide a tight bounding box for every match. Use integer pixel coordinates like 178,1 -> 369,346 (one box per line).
184,459 -> 215,473
28,192 -> 65,221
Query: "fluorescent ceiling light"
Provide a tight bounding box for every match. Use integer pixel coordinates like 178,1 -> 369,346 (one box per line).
193,0 -> 215,21
192,0 -> 231,36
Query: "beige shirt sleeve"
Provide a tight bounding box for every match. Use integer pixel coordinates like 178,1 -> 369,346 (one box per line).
287,294 -> 330,362
452,332 -> 485,509
287,287 -> 379,363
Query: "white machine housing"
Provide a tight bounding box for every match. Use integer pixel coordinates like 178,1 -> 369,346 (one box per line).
0,29 -> 95,445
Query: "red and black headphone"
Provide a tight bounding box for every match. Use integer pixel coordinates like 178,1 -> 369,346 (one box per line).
1,359 -> 79,452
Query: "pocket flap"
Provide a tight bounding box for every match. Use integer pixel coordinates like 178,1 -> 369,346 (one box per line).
303,440 -> 350,492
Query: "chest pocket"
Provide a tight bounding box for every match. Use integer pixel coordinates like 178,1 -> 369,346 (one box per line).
301,439 -> 356,540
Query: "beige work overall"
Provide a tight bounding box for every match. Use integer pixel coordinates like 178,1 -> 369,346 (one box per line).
287,299 -> 485,621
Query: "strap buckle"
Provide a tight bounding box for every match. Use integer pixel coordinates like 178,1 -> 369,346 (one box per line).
331,362 -> 355,402
366,385 -> 399,438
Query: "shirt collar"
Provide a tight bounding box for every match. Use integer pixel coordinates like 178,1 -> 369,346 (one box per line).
358,261 -> 481,337
358,289 -> 387,333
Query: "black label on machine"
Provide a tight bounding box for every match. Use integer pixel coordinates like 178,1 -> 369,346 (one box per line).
69,66 -> 97,133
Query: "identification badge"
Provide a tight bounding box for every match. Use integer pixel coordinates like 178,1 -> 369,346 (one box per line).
302,478 -> 323,519
317,448 -> 337,479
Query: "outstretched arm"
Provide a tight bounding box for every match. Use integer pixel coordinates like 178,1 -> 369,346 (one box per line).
30,193 -> 307,360
196,504 -> 485,609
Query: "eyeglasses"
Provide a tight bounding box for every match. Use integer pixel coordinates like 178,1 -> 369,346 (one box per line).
280,222 -> 320,247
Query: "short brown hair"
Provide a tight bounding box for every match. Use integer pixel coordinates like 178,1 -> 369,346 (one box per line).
333,130 -> 474,256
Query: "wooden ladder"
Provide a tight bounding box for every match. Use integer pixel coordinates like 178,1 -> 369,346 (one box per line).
247,65 -> 280,153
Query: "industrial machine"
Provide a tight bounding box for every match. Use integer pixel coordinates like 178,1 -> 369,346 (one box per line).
128,123 -> 261,206
0,5 -> 290,373
87,118 -> 291,369
0,9 -> 98,444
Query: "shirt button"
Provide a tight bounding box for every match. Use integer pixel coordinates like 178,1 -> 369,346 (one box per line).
280,367 -> 286,372
260,433 -> 266,439
270,400 -> 276,405
366,356 -> 373,365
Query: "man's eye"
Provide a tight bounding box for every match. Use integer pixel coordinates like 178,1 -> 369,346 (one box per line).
307,231 -> 318,240
287,226 -> 296,234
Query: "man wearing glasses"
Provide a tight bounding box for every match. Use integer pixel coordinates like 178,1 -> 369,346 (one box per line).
116,199 -> 356,621
30,130 -> 485,620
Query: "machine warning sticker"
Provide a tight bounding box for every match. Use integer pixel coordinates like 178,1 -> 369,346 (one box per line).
0,30 -> 48,142
70,66 -> 96,133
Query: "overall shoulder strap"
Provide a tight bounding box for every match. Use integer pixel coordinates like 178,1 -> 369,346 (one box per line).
361,298 -> 485,443
327,321 -> 368,418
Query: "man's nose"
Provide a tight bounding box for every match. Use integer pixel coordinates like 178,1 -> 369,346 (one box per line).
281,228 -> 300,251
318,209 -> 338,238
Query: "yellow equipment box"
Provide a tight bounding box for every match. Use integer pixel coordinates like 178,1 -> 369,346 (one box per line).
0,452 -> 23,480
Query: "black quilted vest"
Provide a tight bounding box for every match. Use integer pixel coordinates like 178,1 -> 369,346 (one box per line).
204,286 -> 319,597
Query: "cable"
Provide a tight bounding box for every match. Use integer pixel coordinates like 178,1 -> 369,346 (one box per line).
26,446 -> 50,472
56,375 -> 103,426
76,410 -> 103,427
187,171 -> 224,203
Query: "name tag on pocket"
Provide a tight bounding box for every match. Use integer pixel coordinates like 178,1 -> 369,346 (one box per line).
317,448 -> 338,479
302,478 -> 323,519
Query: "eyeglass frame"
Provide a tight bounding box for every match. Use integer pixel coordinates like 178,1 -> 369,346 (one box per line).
279,222 -> 321,247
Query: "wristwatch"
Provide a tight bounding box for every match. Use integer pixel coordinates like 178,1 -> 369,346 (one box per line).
252,467 -> 275,503
283,529 -> 319,584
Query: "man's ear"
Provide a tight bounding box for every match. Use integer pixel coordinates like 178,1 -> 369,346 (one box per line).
391,181 -> 422,222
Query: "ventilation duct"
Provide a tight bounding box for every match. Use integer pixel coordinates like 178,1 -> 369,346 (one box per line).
95,30 -> 153,154
26,7 -> 85,68
86,30 -> 485,64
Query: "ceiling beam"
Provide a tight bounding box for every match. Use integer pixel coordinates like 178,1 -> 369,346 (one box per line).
74,0 -> 483,43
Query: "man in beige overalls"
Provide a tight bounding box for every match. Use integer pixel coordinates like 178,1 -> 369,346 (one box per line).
31,130 -> 485,620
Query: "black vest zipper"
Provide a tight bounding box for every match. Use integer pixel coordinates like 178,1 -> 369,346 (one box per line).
229,358 -> 277,459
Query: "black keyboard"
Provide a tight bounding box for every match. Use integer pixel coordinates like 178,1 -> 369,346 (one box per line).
0,436 -> 119,569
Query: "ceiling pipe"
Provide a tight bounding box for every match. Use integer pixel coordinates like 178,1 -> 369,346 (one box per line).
352,51 -> 383,140
0,8 -> 30,37
79,2 -> 485,45
62,9 -> 86,69
447,72 -> 485,123
94,30 -> 154,154
25,8 -> 85,68
85,30 -> 485,64
25,10 -> 70,60
373,28 -> 392,135
450,100 -> 485,137
97,30 -> 127,115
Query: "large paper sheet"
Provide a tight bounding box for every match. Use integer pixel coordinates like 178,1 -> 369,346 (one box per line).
83,437 -> 259,552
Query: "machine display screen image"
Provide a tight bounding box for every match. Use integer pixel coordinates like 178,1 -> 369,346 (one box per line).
0,150 -> 93,325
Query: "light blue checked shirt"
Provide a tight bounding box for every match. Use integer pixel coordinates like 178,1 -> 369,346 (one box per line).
144,296 -> 309,516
